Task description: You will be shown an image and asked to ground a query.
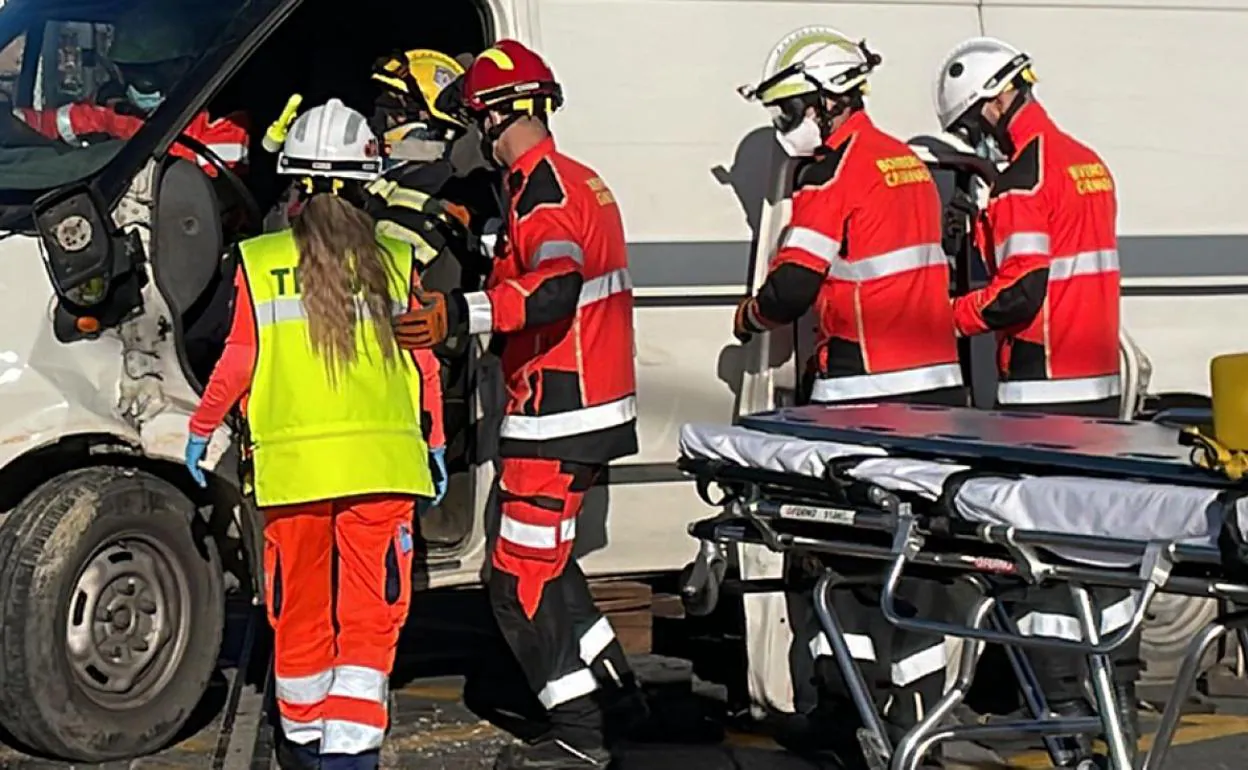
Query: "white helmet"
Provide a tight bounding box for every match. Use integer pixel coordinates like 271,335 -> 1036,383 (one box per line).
277,98 -> 383,182
933,37 -> 1035,132
740,26 -> 881,106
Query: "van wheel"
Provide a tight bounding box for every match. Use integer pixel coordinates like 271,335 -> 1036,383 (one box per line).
1140,594 -> 1219,688
0,467 -> 224,761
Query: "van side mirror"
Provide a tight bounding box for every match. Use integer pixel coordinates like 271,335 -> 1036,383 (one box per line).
33,184 -> 147,336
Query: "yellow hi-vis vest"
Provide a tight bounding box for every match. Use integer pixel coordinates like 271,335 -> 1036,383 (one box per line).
238,230 -> 434,508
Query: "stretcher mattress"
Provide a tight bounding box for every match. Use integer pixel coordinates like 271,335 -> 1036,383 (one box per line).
680,422 -> 1248,568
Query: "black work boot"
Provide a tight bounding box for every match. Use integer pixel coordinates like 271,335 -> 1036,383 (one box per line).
1050,699 -> 1096,767
492,739 -> 611,769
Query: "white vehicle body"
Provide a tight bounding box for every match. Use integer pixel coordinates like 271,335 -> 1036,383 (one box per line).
0,0 -> 1241,759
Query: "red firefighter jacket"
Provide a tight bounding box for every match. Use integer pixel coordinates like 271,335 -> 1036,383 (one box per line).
17,104 -> 250,177
740,111 -> 962,402
462,137 -> 637,463
954,101 -> 1121,407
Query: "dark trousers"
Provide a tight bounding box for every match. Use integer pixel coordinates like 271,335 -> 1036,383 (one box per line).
993,395 -> 1140,708
486,460 -> 634,750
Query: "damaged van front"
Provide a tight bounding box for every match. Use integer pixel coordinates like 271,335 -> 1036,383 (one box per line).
0,0 -> 291,761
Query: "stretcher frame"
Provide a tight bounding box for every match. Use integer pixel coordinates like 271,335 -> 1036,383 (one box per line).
679,455 -> 1248,770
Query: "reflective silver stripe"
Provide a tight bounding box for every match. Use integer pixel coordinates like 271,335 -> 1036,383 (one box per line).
829,243 -> 947,282
995,231 -> 1051,262
276,669 -> 333,706
253,297 -> 404,328
205,143 -> 248,164
809,632 -> 877,661
499,514 -> 576,550
1016,596 -> 1135,642
579,616 -> 616,664
533,240 -> 585,268
280,717 -> 323,745
327,665 -> 388,704
55,104 -> 78,143
322,719 -> 387,754
781,226 -> 841,264
537,668 -> 598,709
810,363 -> 963,404
579,268 -> 632,307
891,643 -> 946,687
463,291 -> 493,335
1048,248 -> 1120,281
500,395 -> 637,441
997,374 -> 1122,406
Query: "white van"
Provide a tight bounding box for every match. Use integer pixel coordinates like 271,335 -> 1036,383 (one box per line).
0,0 -> 1239,762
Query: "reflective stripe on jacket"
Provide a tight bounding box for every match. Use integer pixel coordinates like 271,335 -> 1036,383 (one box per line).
749,111 -> 962,403
462,137 -> 638,463
954,102 -> 1121,406
238,230 -> 434,506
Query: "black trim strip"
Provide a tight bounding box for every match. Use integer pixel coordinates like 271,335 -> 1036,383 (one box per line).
1122,284 -> 1248,297
599,462 -> 689,486
635,294 -> 744,308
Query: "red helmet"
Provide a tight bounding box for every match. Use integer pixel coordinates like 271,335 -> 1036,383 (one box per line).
460,40 -> 564,116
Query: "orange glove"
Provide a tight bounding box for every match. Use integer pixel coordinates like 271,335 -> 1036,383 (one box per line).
395,290 -> 450,349
395,289 -> 471,350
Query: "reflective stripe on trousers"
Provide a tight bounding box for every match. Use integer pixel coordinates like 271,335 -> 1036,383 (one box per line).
1015,594 -> 1136,642
997,373 -> 1121,406
809,633 -> 946,687
276,664 -> 390,752
811,363 -> 963,403
532,617 -> 619,709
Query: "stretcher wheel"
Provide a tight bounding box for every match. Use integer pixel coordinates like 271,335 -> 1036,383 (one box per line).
0,467 -> 225,762
678,561 -> 721,617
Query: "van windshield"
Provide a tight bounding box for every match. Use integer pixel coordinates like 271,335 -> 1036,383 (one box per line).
0,0 -> 257,193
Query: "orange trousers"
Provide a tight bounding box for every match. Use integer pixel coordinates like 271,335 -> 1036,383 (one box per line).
263,494 -> 417,756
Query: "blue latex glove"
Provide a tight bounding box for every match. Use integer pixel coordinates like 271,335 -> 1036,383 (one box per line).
184,434 -> 210,488
430,446 -> 448,507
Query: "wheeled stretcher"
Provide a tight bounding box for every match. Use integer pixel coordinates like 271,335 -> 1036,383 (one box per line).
678,403 -> 1248,770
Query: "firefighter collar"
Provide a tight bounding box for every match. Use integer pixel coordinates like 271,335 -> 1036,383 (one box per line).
823,109 -> 872,152
510,135 -> 557,175
1004,100 -> 1051,157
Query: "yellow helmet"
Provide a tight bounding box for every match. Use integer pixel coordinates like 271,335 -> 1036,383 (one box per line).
371,49 -> 466,129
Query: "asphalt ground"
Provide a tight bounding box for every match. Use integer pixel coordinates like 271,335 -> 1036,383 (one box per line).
3,589 -> 1248,769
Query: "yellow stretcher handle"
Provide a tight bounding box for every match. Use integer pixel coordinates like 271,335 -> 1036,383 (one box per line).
1180,426 -> 1248,482
262,94 -> 304,154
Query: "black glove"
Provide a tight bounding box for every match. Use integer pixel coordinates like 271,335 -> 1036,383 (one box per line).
942,188 -> 979,263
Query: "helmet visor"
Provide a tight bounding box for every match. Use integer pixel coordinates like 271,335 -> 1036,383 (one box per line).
767,94 -> 814,134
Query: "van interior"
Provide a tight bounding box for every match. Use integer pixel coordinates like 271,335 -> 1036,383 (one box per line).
178,0 -> 495,553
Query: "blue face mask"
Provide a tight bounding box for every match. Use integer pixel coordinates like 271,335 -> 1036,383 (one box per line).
127,85 -> 165,114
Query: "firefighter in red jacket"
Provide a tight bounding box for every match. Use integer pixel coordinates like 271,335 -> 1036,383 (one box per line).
15,6 -> 249,178
934,37 -> 1134,763
735,27 -> 962,763
934,37 -> 1121,418
393,40 -> 638,770
735,27 -> 966,408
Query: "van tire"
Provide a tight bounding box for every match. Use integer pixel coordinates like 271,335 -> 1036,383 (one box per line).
1139,594 -> 1219,687
0,467 -> 224,762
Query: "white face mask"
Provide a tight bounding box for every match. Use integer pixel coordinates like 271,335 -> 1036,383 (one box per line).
775,116 -> 823,157
127,85 -> 164,114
